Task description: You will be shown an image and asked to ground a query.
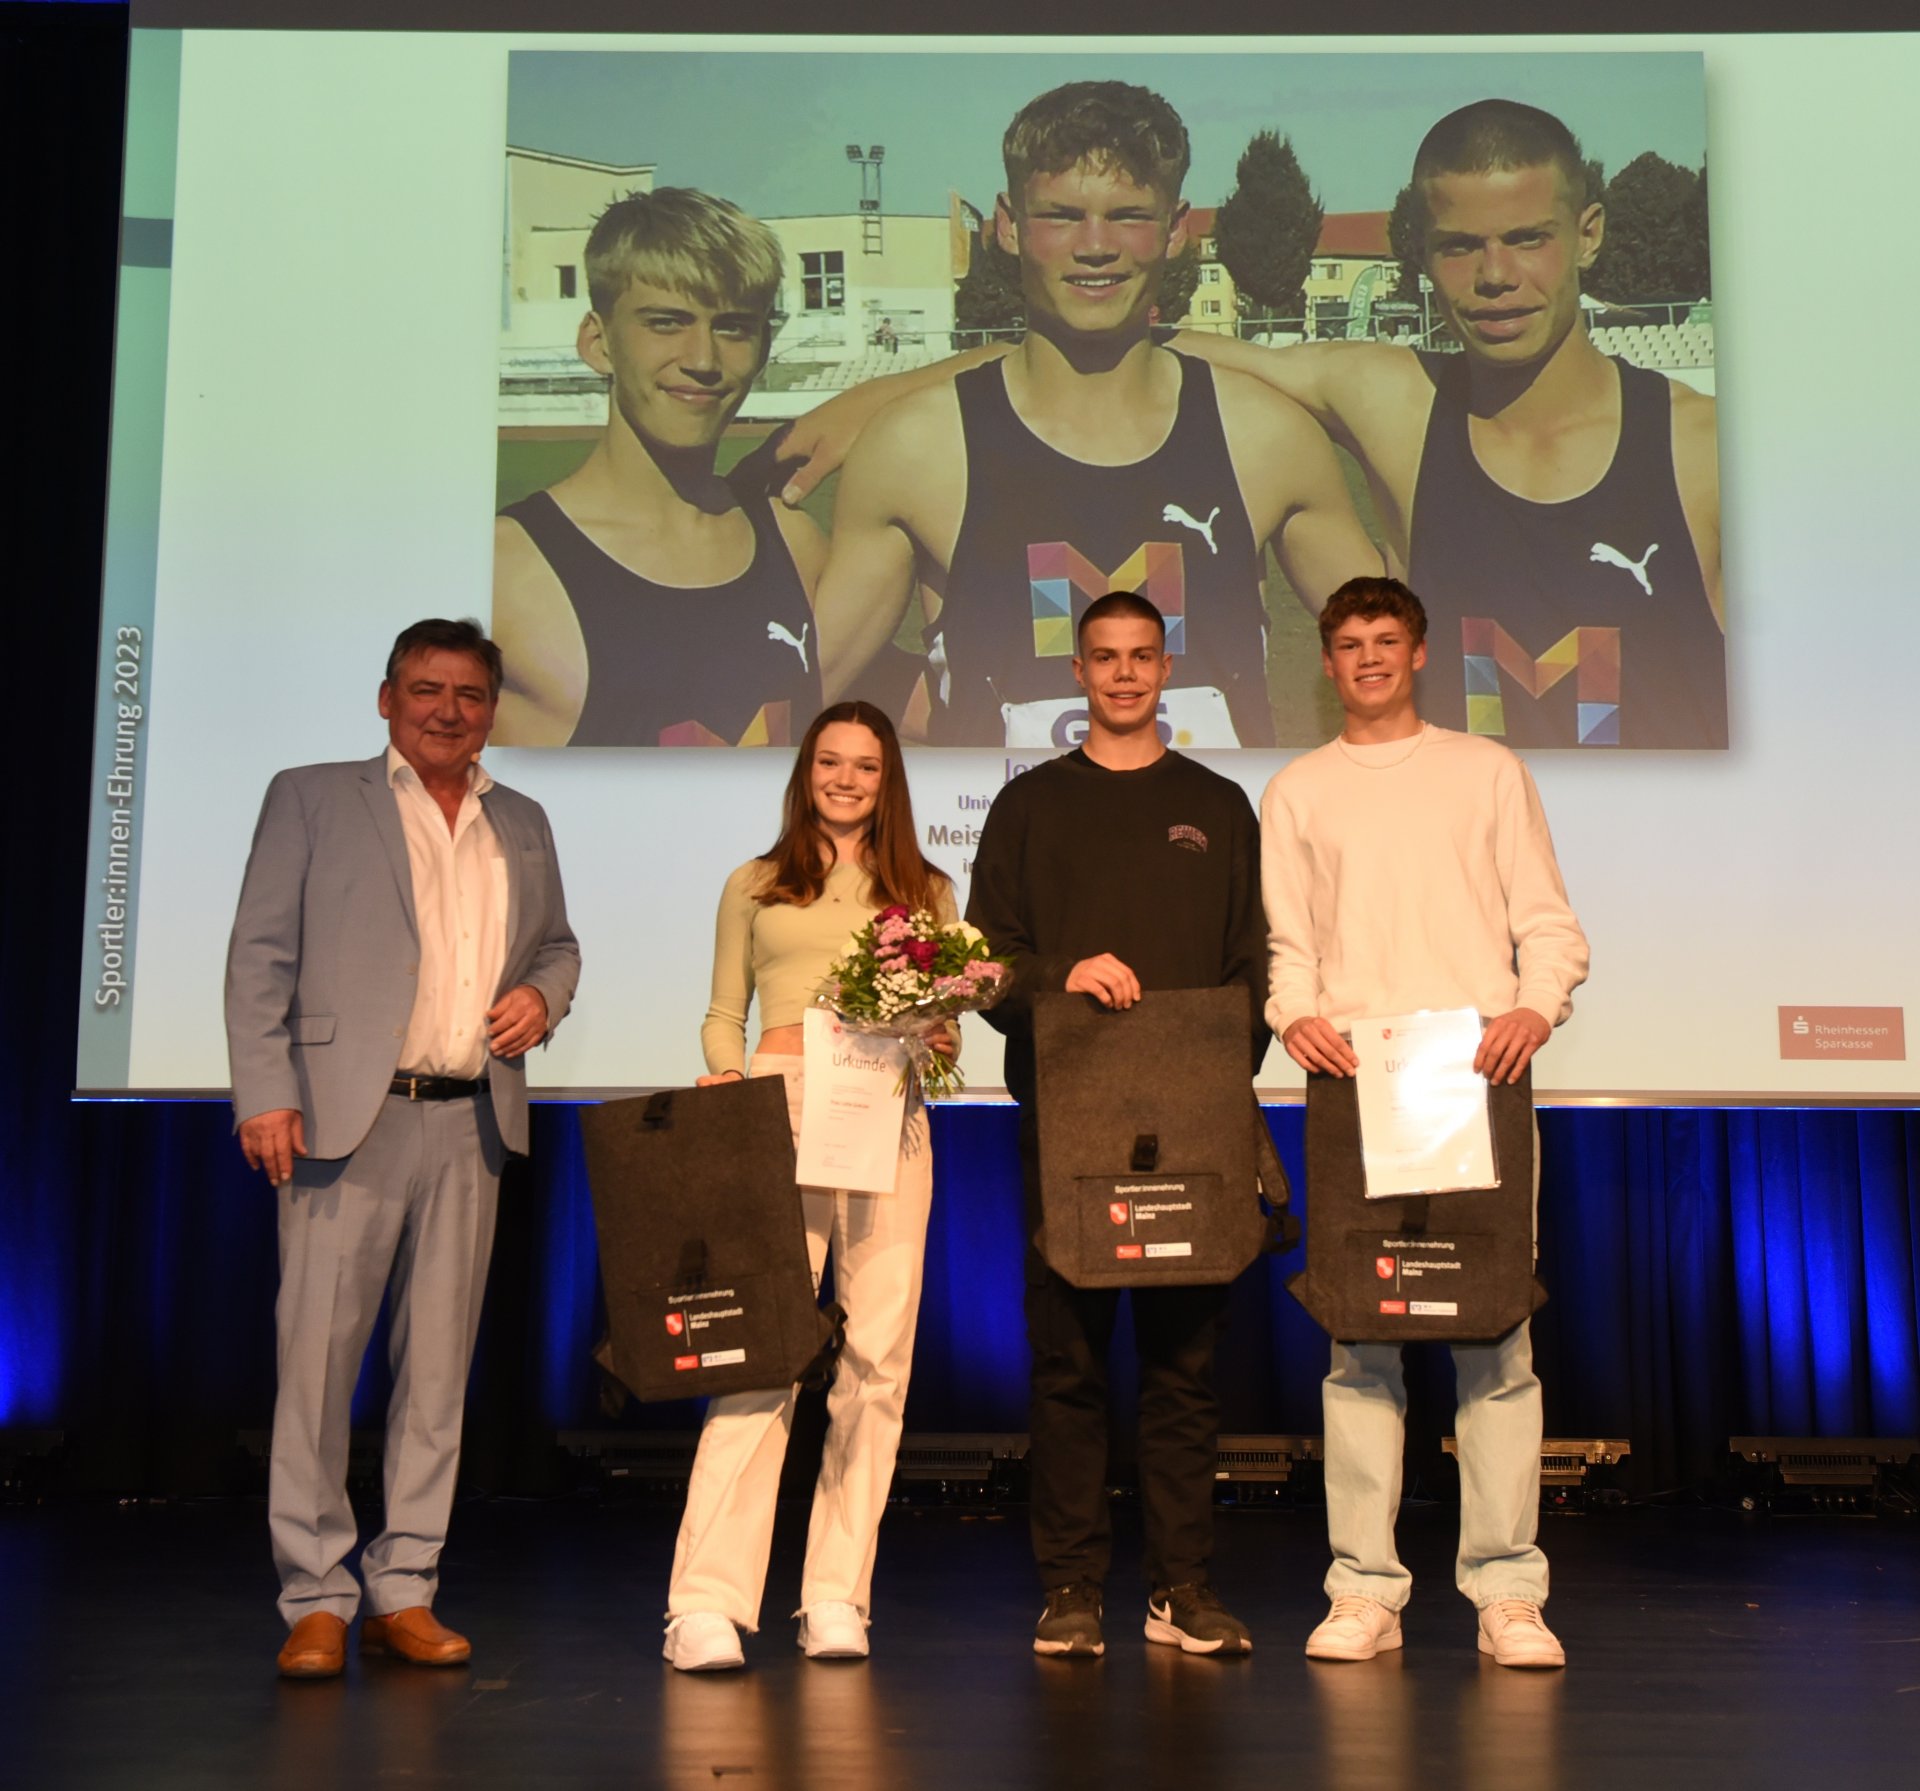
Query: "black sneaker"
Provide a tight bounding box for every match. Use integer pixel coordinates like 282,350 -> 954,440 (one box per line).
1145,1583 -> 1253,1655
1033,1582 -> 1105,1657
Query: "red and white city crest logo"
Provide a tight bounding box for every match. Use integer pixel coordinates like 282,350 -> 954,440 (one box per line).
665,1312 -> 685,1336
1375,1257 -> 1396,1280
1110,1202 -> 1130,1225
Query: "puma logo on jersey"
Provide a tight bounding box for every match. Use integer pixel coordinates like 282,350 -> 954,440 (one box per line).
1161,503 -> 1221,555
767,619 -> 810,672
1589,540 -> 1659,595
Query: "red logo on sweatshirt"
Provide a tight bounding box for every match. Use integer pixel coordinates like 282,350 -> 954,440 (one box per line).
1116,1244 -> 1144,1260
665,1312 -> 685,1336
673,1353 -> 701,1371
1110,1202 -> 1130,1225
1375,1257 -> 1396,1280
1378,1301 -> 1407,1315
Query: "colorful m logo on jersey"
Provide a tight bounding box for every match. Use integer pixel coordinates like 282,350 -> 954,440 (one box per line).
1462,618 -> 1621,746
1028,542 -> 1186,658
657,701 -> 792,748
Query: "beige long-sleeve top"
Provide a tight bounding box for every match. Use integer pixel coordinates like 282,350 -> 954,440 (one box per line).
699,856 -> 958,1076
1260,724 -> 1589,1041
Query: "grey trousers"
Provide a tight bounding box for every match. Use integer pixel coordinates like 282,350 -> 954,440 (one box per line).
269,1091 -> 504,1626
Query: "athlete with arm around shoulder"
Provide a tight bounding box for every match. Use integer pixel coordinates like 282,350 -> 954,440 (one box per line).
782,97 -> 1723,715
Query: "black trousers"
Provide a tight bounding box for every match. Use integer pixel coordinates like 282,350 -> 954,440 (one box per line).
1020,1113 -> 1230,1592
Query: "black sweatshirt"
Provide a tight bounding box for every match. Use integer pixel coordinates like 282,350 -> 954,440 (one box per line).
965,749 -> 1270,1105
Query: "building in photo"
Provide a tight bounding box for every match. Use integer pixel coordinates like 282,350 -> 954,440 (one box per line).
500,146 -> 654,426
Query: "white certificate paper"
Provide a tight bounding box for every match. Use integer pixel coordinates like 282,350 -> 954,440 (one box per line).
796,1008 -> 910,1194
1350,1008 -> 1498,1198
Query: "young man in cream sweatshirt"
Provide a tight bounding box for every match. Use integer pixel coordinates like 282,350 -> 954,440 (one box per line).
1260,575 -> 1589,1670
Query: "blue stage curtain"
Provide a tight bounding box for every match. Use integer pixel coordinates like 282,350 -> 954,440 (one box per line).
4,1090 -> 1917,1495
463,1101 -> 1920,1497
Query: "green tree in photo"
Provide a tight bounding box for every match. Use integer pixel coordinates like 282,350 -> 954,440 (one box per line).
1684,161 -> 1713,299
1386,182 -> 1422,305
1589,152 -> 1706,303
1215,130 -> 1323,331
954,219 -> 1024,344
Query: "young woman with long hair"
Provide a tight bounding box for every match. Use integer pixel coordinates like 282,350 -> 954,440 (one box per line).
663,702 -> 955,1672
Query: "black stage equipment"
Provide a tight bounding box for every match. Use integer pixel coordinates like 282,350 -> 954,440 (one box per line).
1731,1436 -> 1919,1513
1442,1435 -> 1633,1510
0,1428 -> 64,1505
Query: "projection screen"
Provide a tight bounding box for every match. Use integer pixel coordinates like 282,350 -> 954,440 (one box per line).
79,21 -> 1920,1103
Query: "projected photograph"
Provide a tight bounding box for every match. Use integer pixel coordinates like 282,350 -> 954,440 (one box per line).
492,49 -> 1723,751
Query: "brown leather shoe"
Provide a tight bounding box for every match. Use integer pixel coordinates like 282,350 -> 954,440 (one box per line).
360,1607 -> 471,1666
277,1612 -> 347,1678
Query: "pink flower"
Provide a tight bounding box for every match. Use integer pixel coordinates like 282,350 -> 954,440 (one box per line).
964,960 -> 1001,982
876,904 -> 909,923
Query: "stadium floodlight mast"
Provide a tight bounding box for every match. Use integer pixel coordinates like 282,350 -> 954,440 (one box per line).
847,144 -> 885,253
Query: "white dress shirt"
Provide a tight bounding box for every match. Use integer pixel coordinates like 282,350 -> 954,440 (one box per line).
387,746 -> 509,1080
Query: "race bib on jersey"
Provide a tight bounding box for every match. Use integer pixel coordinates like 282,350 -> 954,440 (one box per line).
1000,686 -> 1240,751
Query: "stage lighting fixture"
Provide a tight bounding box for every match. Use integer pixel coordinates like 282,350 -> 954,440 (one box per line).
892,1432 -> 1028,1502
559,1429 -> 698,1489
1213,1434 -> 1324,1505
0,1428 -> 64,1505
1443,1435 -> 1632,1509
1731,1436 -> 1918,1513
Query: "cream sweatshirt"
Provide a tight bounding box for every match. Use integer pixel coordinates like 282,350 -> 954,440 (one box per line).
1260,724 -> 1589,1040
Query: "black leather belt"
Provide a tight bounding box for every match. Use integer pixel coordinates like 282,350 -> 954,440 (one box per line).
390,1074 -> 487,1102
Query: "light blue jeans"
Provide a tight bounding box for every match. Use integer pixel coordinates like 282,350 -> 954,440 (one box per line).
1321,1321 -> 1547,1610
1323,1118 -> 1547,1611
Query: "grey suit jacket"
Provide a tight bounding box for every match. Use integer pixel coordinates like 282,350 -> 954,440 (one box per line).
225,754 -> 581,1159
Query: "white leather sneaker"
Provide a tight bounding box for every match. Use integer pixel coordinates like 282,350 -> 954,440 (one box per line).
1476,1599 -> 1566,1669
663,1611 -> 745,1672
797,1601 -> 870,1660
1304,1595 -> 1404,1661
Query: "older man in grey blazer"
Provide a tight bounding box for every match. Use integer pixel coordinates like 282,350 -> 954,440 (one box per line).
227,617 -> 580,1679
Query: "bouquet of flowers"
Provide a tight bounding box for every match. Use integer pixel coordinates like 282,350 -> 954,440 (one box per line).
816,905 -> 1011,1102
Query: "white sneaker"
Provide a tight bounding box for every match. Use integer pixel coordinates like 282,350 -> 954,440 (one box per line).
1476,1599 -> 1566,1669
797,1601 -> 870,1660
663,1611 -> 745,1672
1304,1595 -> 1403,1661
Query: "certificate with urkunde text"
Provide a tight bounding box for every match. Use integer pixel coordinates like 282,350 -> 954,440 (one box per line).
1349,1008 -> 1499,1198
796,1008 -> 909,1194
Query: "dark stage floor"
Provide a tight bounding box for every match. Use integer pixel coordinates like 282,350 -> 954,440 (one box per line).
3,1496 -> 1916,1789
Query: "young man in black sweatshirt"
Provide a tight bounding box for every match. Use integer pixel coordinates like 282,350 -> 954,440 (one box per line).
967,590 -> 1269,1658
